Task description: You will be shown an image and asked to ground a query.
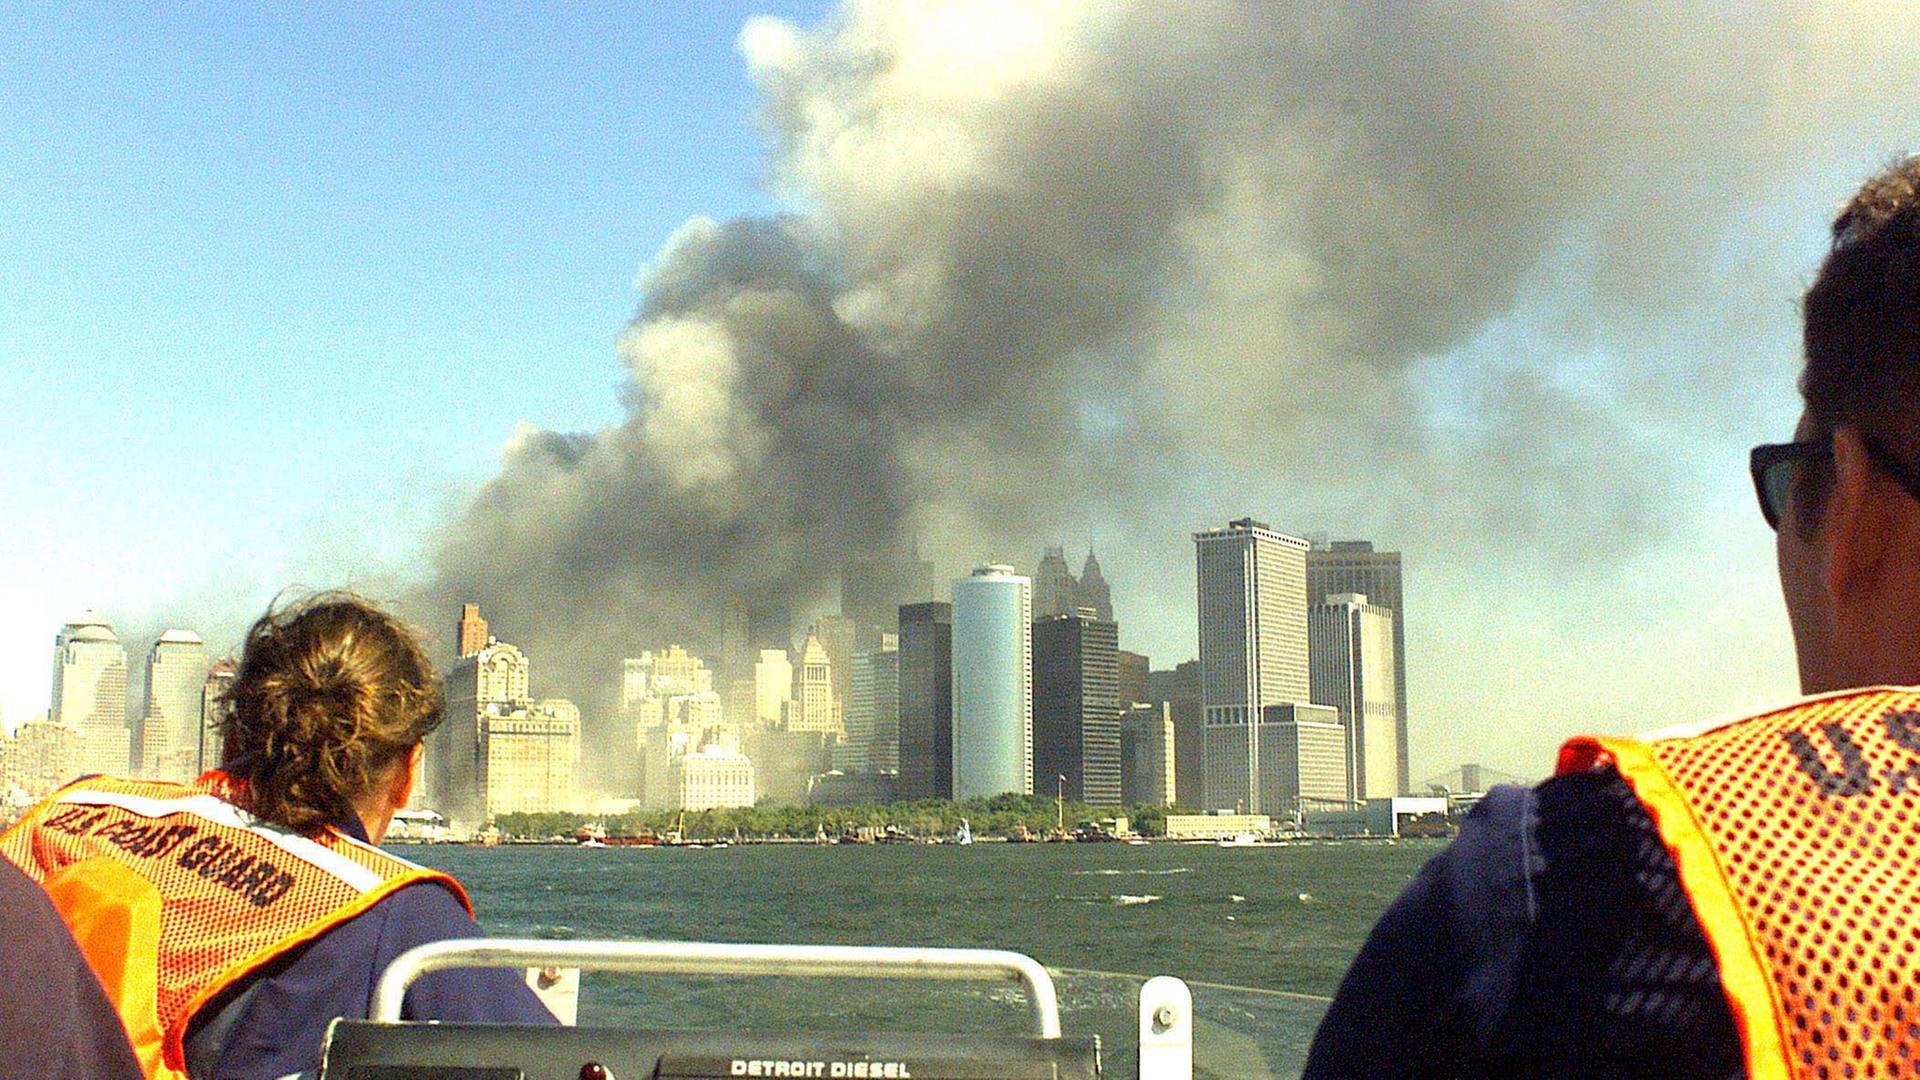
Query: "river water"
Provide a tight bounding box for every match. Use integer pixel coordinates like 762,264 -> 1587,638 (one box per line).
404,839 -> 1439,1078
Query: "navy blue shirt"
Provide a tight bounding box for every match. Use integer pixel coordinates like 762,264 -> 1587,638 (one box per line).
1302,767 -> 1744,1079
0,857 -> 144,1079
193,819 -> 556,1080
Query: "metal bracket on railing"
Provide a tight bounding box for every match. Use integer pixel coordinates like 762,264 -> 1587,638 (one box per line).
1138,975 -> 1193,1080
372,938 -> 1063,1038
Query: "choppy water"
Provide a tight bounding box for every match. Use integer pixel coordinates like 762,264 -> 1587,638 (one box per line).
404,839 -> 1440,1078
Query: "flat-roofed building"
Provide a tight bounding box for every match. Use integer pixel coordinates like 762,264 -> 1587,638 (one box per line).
1148,661 -> 1203,808
1032,611 -> 1121,806
1195,520 -> 1310,813
896,602 -> 953,800
1120,703 -> 1176,807
1310,592 -> 1399,802
840,640 -> 899,773
1307,540 -> 1409,794
951,566 -> 1033,800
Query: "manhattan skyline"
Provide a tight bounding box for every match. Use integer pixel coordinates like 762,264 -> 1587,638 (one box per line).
10,4 -> 1918,782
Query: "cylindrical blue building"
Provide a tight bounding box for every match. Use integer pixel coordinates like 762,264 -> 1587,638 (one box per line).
951,565 -> 1034,799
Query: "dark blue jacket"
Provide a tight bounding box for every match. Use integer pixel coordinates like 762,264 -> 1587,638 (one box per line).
187,818 -> 556,1080
0,856 -> 144,1079
1302,767 -> 1744,1079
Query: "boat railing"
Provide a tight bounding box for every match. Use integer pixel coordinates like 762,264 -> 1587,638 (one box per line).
327,938 -> 1211,1079
372,938 -> 1065,1038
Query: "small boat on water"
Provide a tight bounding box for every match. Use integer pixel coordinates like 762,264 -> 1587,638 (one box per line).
956,818 -> 974,845
1217,832 -> 1263,847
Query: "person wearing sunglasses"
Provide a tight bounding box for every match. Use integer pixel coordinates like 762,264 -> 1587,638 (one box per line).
1305,155 -> 1920,1080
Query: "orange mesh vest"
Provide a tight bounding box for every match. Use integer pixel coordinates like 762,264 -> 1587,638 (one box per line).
0,774 -> 470,1079
1558,687 -> 1920,1080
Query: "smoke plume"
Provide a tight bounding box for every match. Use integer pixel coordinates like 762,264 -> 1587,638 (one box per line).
420,0 -> 1919,777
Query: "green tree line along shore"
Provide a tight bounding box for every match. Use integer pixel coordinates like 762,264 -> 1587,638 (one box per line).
494,796 -> 1193,841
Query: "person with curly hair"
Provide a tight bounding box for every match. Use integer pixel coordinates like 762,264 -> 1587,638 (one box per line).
1,593 -> 553,1080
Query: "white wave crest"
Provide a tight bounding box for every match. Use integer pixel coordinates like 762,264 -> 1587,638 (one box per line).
1073,867 -> 1194,877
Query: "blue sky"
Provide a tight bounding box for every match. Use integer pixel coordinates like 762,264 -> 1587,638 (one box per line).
4,3 -> 1910,782
0,2 -> 830,722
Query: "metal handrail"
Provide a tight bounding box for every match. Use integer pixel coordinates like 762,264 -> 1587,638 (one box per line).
371,938 -> 1063,1038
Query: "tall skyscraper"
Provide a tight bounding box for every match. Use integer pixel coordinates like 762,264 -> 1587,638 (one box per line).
1148,661 -> 1203,807
199,657 -> 237,775
140,629 -> 209,782
1075,550 -> 1114,622
1308,540 -> 1409,794
1117,649 -> 1151,707
1310,593 -> 1400,802
1033,611 -> 1121,805
748,592 -> 795,655
843,548 -> 937,651
951,566 -> 1033,800
456,603 -> 489,659
720,594 -> 757,733
721,592 -> 752,681
1195,519 -> 1310,813
896,602 -> 953,800
841,639 -> 899,773
753,649 -> 793,725
1119,703 -> 1176,807
1032,546 -> 1078,620
52,613 -> 131,777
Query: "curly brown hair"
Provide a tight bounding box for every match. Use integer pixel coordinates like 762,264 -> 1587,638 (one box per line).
219,592 -> 443,832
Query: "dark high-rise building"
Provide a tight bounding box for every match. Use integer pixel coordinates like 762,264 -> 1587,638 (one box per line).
748,592 -> 794,656
1074,551 -> 1114,622
1117,649 -> 1151,707
844,549 -> 937,651
896,601 -> 953,800
1032,611 -> 1122,806
1032,546 -> 1078,619
722,592 -> 752,682
1307,540 -> 1409,794
1148,660 -> 1202,807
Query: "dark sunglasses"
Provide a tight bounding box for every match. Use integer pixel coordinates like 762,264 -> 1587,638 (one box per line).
1750,433 -> 1920,530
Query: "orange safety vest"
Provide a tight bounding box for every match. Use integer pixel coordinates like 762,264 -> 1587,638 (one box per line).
1558,686 -> 1920,1080
0,773 -> 470,1079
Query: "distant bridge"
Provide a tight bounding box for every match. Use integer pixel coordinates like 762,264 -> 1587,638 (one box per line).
1419,763 -> 1534,794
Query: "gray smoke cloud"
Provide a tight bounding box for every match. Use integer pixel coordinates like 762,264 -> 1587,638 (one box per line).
419,0 -> 1918,777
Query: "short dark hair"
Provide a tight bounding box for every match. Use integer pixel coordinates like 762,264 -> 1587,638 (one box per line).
1794,155 -> 1920,531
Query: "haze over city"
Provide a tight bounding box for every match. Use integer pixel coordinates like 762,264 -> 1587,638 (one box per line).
6,2 -> 1919,782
